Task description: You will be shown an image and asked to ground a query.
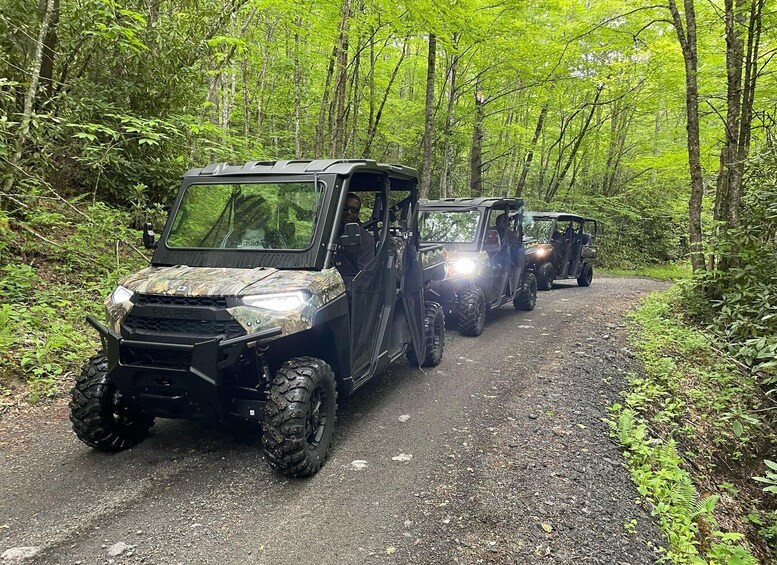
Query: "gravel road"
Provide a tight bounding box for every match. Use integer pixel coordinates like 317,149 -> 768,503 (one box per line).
0,276 -> 668,564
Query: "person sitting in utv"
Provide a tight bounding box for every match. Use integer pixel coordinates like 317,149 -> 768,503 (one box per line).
335,192 -> 375,288
495,213 -> 520,247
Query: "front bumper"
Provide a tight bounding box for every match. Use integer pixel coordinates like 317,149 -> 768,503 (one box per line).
87,315 -> 281,421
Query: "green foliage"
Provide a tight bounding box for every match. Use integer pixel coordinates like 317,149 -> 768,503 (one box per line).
682,150 -> 777,393
753,461 -> 777,496
609,288 -> 777,563
0,199 -> 147,401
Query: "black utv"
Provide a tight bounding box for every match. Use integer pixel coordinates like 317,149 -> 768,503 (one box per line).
70,160 -> 447,477
418,197 -> 536,337
522,212 -> 598,290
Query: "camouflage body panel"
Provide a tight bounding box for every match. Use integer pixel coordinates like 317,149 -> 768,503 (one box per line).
420,246 -> 445,270
105,298 -> 134,334
111,266 -> 345,339
118,265 -> 280,296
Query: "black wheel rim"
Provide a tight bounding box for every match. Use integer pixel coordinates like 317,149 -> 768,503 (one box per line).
108,388 -> 138,427
306,385 -> 328,448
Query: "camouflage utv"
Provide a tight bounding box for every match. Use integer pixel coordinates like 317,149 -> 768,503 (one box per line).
70,160 -> 446,477
418,197 -> 536,337
522,212 -> 598,290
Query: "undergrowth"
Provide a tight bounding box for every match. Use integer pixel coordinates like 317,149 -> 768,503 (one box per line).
600,263 -> 691,281
0,200 -> 149,406
610,287 -> 777,564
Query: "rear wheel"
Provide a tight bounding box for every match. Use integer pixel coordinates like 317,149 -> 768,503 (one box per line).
577,263 -> 593,287
262,357 -> 337,477
69,354 -> 154,451
408,302 -> 445,367
513,272 -> 537,311
458,287 -> 486,336
536,262 -> 554,291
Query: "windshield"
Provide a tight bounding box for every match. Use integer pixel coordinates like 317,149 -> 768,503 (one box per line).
419,210 -> 481,243
167,182 -> 320,250
523,216 -> 553,243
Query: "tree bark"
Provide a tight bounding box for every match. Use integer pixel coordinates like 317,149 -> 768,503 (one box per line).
439,47 -> 458,199
2,0 -> 56,206
668,0 -> 706,273
470,86 -> 486,197
515,104 -> 547,196
363,40 -> 407,158
39,0 -> 60,105
419,33 -> 437,199
294,16 -> 302,158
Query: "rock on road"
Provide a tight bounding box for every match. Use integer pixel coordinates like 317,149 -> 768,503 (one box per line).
0,276 -> 667,564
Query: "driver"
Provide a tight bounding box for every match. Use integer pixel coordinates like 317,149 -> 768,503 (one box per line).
335,192 -> 375,288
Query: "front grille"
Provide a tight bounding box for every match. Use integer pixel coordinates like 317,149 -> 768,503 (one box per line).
136,294 -> 228,308
122,347 -> 191,369
124,316 -> 246,339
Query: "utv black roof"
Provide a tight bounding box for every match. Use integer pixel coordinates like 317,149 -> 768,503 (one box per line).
526,212 -> 599,222
184,159 -> 417,179
420,197 -> 523,209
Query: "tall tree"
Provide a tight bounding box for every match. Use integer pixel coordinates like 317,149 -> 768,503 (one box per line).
419,33 -> 436,199
668,0 -> 706,273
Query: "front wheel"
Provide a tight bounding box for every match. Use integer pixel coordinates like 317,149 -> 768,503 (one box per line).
536,262 -> 554,291
262,357 -> 338,477
408,302 -> 445,367
69,354 -> 154,451
577,263 -> 593,287
513,272 -> 537,311
458,287 -> 486,336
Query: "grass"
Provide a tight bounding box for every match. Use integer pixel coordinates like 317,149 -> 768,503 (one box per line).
600,262 -> 692,281
610,287 -> 777,564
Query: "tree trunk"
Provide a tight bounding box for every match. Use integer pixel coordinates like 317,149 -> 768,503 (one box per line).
470,86 -> 486,197
2,0 -> 56,206
668,0 -> 706,273
294,16 -> 302,158
730,0 -> 764,229
545,86 -> 602,202
364,39 -> 407,158
439,48 -> 458,199
331,0 -> 352,157
419,33 -> 436,199
39,0 -> 60,105
515,104 -> 547,196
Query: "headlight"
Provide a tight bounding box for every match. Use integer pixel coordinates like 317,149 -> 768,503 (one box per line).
110,285 -> 134,305
242,291 -> 309,312
535,247 -> 547,257
449,258 -> 477,275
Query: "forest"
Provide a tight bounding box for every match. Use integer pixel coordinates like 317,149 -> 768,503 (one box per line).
0,0 -> 776,562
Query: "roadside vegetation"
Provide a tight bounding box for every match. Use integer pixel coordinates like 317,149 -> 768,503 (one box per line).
0,202 -> 148,408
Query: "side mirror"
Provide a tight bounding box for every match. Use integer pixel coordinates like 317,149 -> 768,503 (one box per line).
142,222 -> 158,249
339,222 -> 361,252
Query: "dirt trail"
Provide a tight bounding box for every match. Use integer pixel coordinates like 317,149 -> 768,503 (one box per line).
0,276 -> 667,564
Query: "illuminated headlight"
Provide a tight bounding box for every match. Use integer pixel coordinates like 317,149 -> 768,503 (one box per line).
242,291 -> 309,312
450,258 -> 477,276
110,285 -> 134,305
535,247 -> 548,257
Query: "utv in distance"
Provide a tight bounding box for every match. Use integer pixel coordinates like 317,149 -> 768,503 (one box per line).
418,197 -> 536,337
522,212 -> 598,290
70,160 -> 446,477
